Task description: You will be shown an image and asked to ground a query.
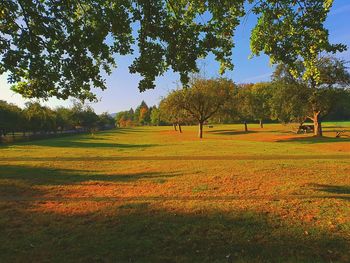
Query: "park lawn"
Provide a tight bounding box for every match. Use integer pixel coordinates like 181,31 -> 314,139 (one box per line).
0,123 -> 349,262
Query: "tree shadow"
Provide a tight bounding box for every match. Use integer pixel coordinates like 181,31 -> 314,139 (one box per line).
0,128 -> 151,148
0,202 -> 348,262
0,164 -> 181,187
276,136 -> 350,144
30,141 -> 159,148
207,130 -> 258,136
310,184 -> 350,195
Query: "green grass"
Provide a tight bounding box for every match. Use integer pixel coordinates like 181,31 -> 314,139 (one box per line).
0,123 -> 349,262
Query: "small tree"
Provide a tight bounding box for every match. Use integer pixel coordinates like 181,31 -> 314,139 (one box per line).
166,78 -> 234,138
248,83 -> 273,128
233,84 -> 254,132
150,107 -> 161,126
159,95 -> 191,132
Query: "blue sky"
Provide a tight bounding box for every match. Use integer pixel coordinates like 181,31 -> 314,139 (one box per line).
1,0 -> 349,113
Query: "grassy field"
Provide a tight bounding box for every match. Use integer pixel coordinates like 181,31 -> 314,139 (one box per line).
0,123 -> 349,262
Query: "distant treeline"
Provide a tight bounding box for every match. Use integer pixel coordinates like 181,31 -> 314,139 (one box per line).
115,81 -> 350,128
115,101 -> 165,127
0,101 -> 115,142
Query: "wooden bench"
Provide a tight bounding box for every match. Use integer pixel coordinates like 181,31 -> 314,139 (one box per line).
298,125 -> 314,134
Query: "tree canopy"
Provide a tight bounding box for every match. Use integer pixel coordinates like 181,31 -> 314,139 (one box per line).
164,78 -> 234,138
272,57 -> 350,135
1,0 -> 344,100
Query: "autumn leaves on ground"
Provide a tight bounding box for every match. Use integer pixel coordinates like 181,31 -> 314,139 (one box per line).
0,123 -> 350,262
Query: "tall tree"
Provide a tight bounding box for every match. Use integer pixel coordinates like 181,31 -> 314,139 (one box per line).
1,1 -> 344,100
273,57 -> 350,136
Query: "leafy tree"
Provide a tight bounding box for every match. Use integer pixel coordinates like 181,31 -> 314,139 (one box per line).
55,107 -> 74,132
150,106 -> 162,126
232,84 -> 254,132
98,112 -> 115,129
0,100 -> 22,137
70,102 -> 98,132
270,81 -> 310,126
324,88 -> 350,121
23,102 -> 56,134
166,78 -> 234,138
273,57 -> 350,136
248,83 -> 273,128
115,110 -> 135,127
159,95 -> 193,132
134,101 -> 150,125
1,1 -> 343,100
232,83 -> 273,129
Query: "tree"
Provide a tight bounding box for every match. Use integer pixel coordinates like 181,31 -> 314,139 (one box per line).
70,102 -> 98,132
115,110 -> 134,127
23,102 -> 56,134
232,84 -> 254,132
55,107 -> 74,132
248,83 -> 273,128
273,57 -> 350,136
324,88 -> 350,121
1,1 -> 343,100
270,81 -> 310,126
0,100 -> 22,137
135,101 -> 151,125
159,95 -> 192,132
98,112 -> 115,129
150,106 -> 161,126
167,78 -> 234,138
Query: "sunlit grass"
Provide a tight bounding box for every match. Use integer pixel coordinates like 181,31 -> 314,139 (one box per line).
0,122 -> 349,262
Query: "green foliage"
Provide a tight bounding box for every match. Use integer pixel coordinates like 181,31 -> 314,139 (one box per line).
270,81 -> 310,124
135,101 -> 151,125
150,107 -> 161,126
1,1 -> 344,100
24,102 -> 57,133
250,0 -> 346,84
169,78 -> 234,123
0,100 -> 114,138
233,83 -> 273,125
0,100 -> 22,135
272,57 -> 350,123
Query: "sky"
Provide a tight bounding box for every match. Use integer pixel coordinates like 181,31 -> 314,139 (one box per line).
1,0 -> 349,114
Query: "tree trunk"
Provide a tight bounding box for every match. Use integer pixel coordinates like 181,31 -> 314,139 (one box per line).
178,124 -> 182,133
259,119 -> 263,128
244,121 -> 248,132
198,121 -> 203,138
173,123 -> 177,131
313,111 -> 322,137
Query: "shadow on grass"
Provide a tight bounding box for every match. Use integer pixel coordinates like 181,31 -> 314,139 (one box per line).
276,136 -> 350,144
0,128 -> 151,148
207,129 -> 258,136
310,184 -> 350,195
0,201 -> 348,262
30,141 -> 158,148
0,164 -> 180,187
